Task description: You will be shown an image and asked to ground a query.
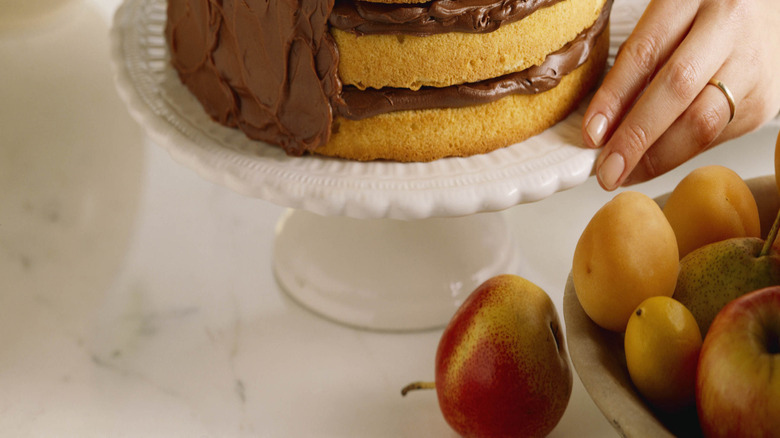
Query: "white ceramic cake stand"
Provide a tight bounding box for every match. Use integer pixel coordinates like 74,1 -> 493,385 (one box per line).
110,0 -> 644,331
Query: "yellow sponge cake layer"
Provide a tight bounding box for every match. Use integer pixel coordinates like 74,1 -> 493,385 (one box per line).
333,0 -> 607,90
315,27 -> 609,161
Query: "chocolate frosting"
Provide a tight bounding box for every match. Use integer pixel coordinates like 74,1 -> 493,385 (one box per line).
166,0 -> 610,156
330,0 -> 564,36
166,0 -> 342,156
335,0 -> 611,120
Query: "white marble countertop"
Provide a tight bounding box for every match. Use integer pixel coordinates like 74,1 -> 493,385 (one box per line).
1,1 -> 777,436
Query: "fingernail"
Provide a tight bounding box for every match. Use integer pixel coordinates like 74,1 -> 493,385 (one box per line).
586,113 -> 608,147
598,152 -> 625,190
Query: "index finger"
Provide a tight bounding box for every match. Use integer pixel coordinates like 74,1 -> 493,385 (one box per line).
583,0 -> 698,150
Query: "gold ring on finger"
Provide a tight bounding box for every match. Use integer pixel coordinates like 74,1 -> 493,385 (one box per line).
707,78 -> 736,124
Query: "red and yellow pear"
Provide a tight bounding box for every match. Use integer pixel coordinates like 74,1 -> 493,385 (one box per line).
402,274 -> 572,438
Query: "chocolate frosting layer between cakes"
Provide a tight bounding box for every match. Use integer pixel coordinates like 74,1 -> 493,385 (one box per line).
166,0 -> 609,156
330,0 -> 564,36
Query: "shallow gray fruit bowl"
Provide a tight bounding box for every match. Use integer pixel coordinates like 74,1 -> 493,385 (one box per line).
564,175 -> 780,438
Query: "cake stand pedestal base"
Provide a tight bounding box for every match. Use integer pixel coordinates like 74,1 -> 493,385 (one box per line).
273,210 -> 521,331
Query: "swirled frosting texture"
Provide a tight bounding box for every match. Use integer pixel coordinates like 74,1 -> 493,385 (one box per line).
166,0 -> 341,156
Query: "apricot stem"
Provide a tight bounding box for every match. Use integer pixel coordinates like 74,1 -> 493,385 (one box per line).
401,381 -> 435,396
760,207 -> 780,257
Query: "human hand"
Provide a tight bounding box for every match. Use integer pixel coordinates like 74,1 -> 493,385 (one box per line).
583,0 -> 780,190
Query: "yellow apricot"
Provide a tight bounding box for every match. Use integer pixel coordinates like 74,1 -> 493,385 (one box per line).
624,296 -> 702,412
572,191 -> 679,332
663,165 -> 759,259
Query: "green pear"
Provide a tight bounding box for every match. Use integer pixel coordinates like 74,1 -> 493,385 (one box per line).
674,209 -> 780,335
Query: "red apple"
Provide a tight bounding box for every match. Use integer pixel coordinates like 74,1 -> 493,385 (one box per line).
696,286 -> 780,437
